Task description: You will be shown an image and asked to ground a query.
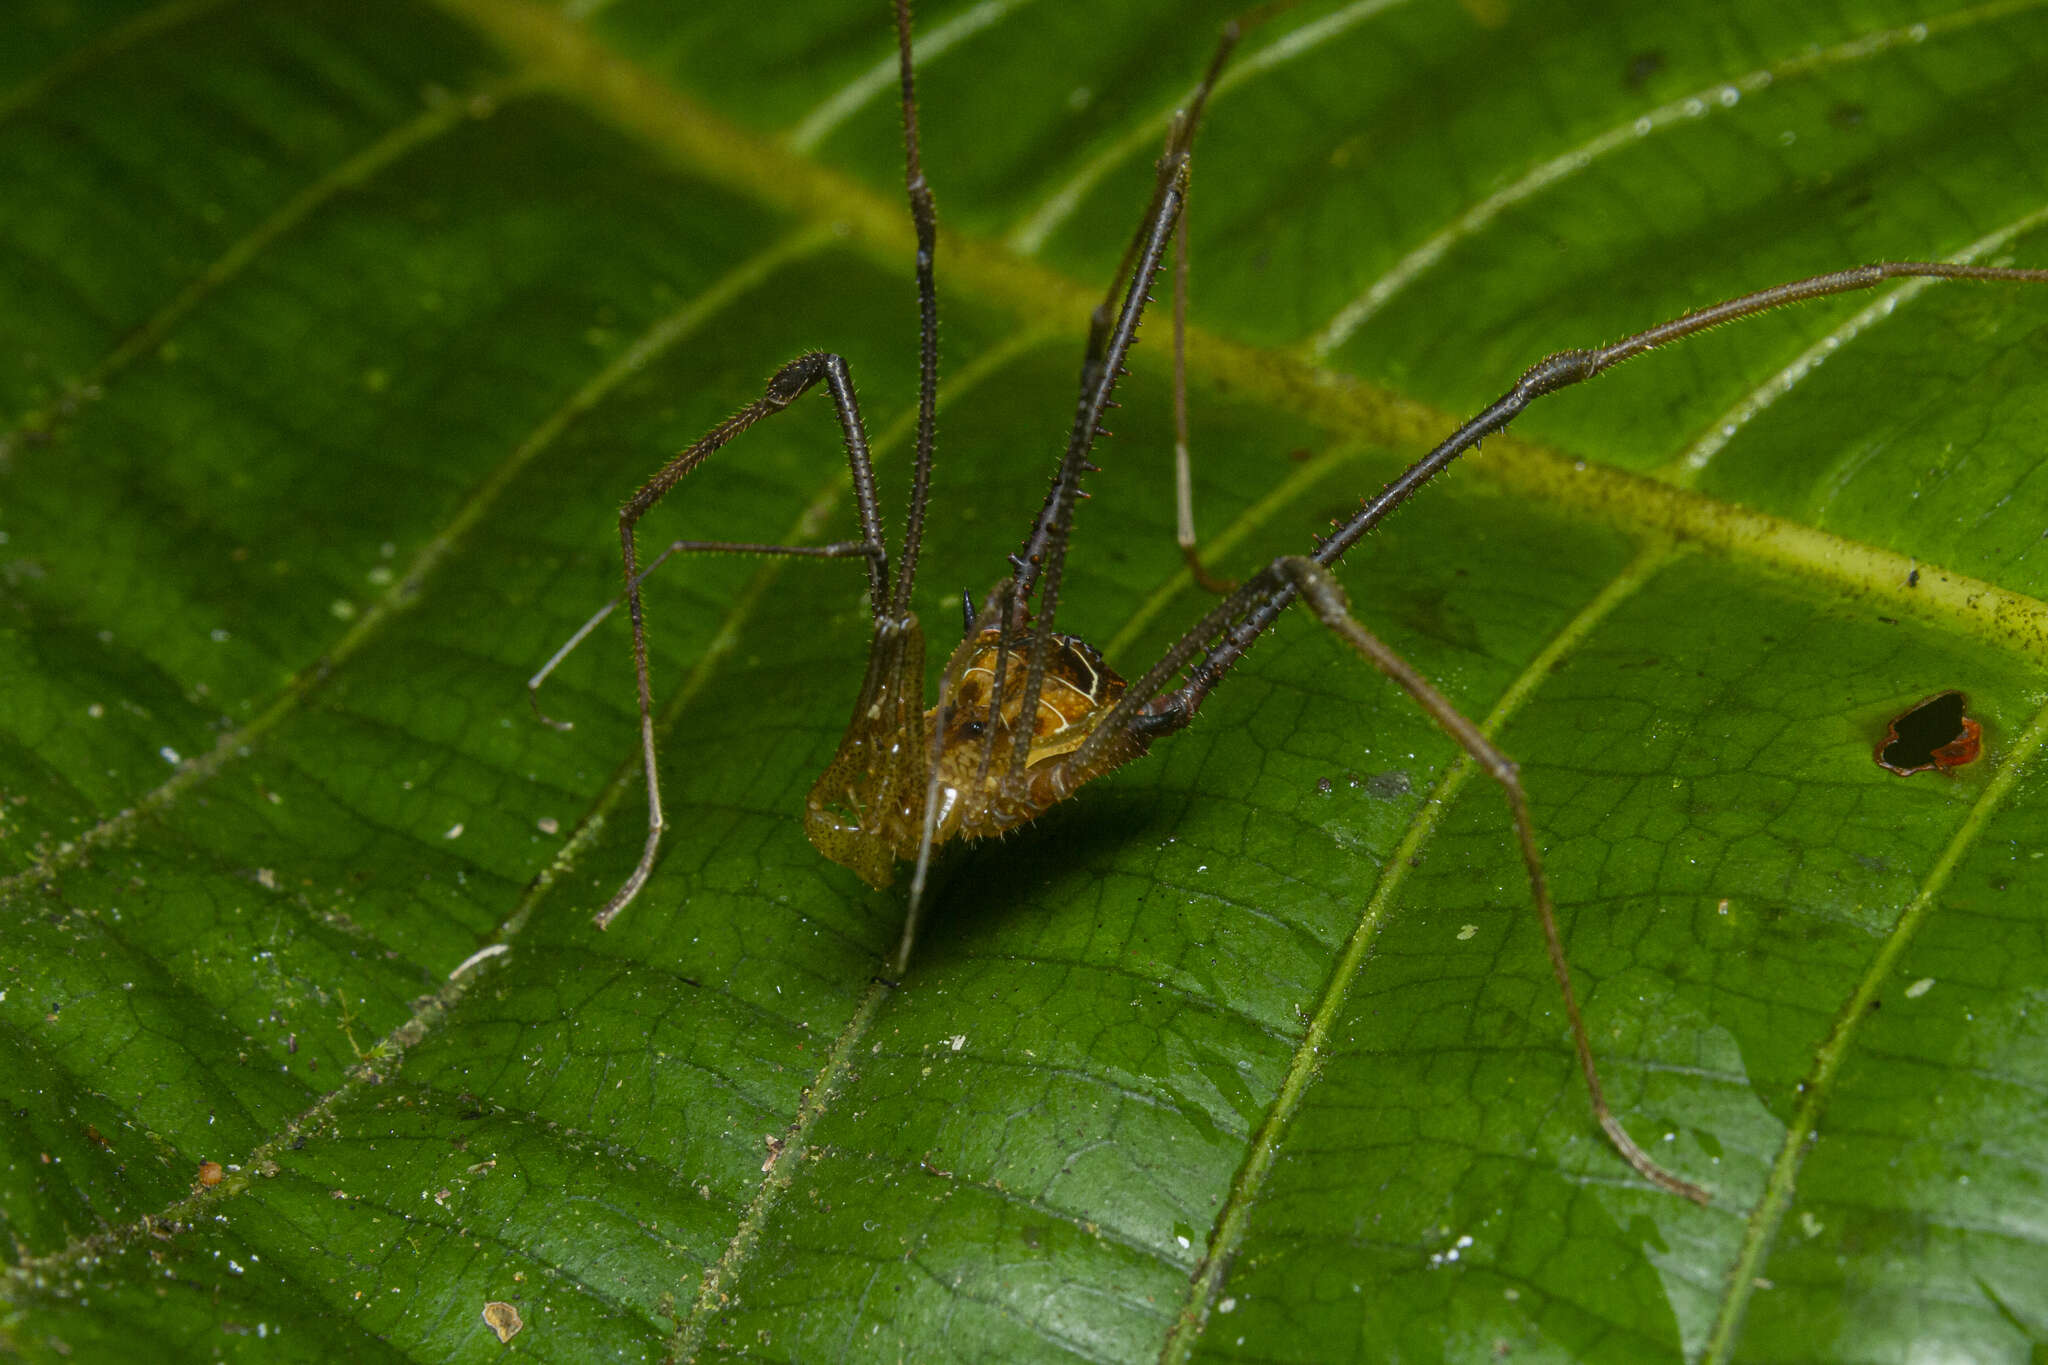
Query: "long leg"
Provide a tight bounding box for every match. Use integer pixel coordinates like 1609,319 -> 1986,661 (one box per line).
1166,261 -> 2048,707
876,0 -> 946,974
885,0 -> 940,624
997,17 -> 1251,781
600,350 -> 892,930
1041,550 -> 1712,1197
1049,263 -> 2048,1198
1277,556 -> 1710,1204
611,1 -> 939,952
1067,262 -> 2048,745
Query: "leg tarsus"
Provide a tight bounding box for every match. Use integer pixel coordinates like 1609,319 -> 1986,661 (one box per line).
593,816 -> 663,931
1602,1114 -> 1710,1207
894,831 -> 941,977
529,688 -> 577,733
890,904 -> 922,980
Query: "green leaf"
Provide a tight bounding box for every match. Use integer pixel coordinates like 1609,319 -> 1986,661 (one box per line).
5,1 -> 2048,1361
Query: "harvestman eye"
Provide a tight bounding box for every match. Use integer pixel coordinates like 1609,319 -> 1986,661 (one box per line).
530,1 -> 2048,1207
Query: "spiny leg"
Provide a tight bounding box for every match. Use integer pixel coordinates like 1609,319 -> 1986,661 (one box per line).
599,350 -> 891,930
1006,150 -> 1190,778
863,0 -> 947,977
889,10 -> 1273,954
886,0 -> 941,623
1065,16 -> 1248,389
1000,16 -> 1254,780
1273,555 -> 1710,1204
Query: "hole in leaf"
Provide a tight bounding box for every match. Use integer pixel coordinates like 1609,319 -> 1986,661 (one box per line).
1874,690 -> 1982,775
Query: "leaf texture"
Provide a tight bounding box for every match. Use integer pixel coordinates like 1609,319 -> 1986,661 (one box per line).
4,1 -> 2048,1361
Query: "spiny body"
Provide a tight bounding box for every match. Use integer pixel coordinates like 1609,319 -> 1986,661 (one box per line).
804,615 -> 1136,888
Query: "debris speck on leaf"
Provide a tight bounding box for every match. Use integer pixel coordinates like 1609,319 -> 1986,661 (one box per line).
481,1301 -> 523,1343
448,943 -> 510,980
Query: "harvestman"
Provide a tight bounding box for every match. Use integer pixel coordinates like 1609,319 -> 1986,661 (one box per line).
532,2 -> 2048,1204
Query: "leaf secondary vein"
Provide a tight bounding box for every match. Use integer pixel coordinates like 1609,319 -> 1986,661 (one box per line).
669,981 -> 890,1361
0,0 -> 238,127
4,953 -> 461,1284
0,77 -> 529,459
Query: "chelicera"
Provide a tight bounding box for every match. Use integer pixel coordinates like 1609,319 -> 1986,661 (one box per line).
533,1 -> 2048,1206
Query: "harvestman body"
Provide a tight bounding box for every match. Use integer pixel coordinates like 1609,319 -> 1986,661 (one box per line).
532,2 -> 2048,1205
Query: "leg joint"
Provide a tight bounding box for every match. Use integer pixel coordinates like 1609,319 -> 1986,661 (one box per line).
766,351 -> 841,407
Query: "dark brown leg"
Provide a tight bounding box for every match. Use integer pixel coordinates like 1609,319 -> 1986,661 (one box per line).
1000,17 -> 1252,779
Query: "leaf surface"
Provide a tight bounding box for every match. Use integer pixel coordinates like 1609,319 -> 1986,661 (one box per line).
4,1 -> 2048,1361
